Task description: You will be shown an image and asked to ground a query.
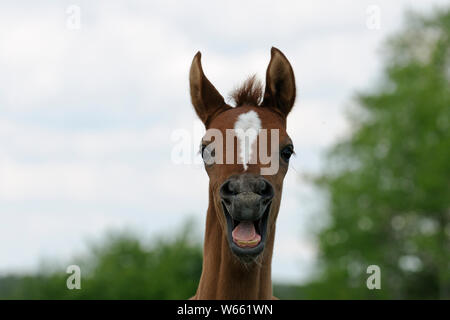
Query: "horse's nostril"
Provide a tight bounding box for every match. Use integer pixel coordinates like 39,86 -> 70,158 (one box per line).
221,176 -> 273,201
228,180 -> 239,194
220,180 -> 237,199
256,179 -> 274,199
257,179 -> 266,193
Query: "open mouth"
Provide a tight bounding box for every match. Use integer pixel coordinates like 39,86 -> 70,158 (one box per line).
222,201 -> 271,259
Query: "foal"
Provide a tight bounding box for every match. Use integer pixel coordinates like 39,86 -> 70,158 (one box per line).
189,47 -> 296,300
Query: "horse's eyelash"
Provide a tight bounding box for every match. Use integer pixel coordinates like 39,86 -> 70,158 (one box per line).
197,144 -> 296,156
198,143 -> 207,155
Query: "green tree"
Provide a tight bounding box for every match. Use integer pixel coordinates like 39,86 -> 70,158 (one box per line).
305,8 -> 450,299
1,223 -> 203,299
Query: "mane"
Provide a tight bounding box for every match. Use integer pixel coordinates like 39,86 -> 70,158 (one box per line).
229,75 -> 263,107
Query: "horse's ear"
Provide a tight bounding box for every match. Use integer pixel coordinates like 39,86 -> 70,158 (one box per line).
189,52 -> 230,126
262,47 -> 296,117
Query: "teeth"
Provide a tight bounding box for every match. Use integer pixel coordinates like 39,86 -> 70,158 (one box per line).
236,239 -> 259,245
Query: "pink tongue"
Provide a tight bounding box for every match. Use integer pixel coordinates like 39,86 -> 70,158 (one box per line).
232,221 -> 261,247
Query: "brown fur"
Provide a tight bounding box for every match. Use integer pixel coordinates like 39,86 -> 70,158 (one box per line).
229,75 -> 263,107
189,47 -> 296,300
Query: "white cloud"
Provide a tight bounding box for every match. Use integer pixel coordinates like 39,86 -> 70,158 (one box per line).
0,0 -> 447,282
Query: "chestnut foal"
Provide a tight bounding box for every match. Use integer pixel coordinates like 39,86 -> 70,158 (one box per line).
189,47 -> 296,300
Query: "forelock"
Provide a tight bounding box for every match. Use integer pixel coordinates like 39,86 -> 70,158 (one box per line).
229,75 -> 263,107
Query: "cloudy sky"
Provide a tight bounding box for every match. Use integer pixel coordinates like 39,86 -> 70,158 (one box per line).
0,0 -> 447,283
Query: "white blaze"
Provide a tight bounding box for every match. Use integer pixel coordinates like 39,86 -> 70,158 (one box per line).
234,110 -> 261,170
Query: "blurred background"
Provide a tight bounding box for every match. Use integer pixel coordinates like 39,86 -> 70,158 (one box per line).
0,1 -> 449,299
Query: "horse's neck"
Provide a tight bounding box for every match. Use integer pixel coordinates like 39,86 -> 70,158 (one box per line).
194,198 -> 275,300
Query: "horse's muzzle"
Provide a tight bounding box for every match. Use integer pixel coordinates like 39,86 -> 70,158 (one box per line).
219,174 -> 274,261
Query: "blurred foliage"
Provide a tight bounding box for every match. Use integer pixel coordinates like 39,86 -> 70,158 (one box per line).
299,8 -> 450,299
0,224 -> 203,299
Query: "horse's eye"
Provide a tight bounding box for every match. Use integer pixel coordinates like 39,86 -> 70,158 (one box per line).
201,144 -> 207,156
280,145 -> 294,162
201,143 -> 215,165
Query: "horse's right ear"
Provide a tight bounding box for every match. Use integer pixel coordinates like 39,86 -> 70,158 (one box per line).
189,52 -> 230,126
262,47 -> 296,117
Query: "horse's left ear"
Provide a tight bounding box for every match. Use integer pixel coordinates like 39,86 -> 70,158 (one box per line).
262,47 -> 296,117
189,51 -> 231,126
